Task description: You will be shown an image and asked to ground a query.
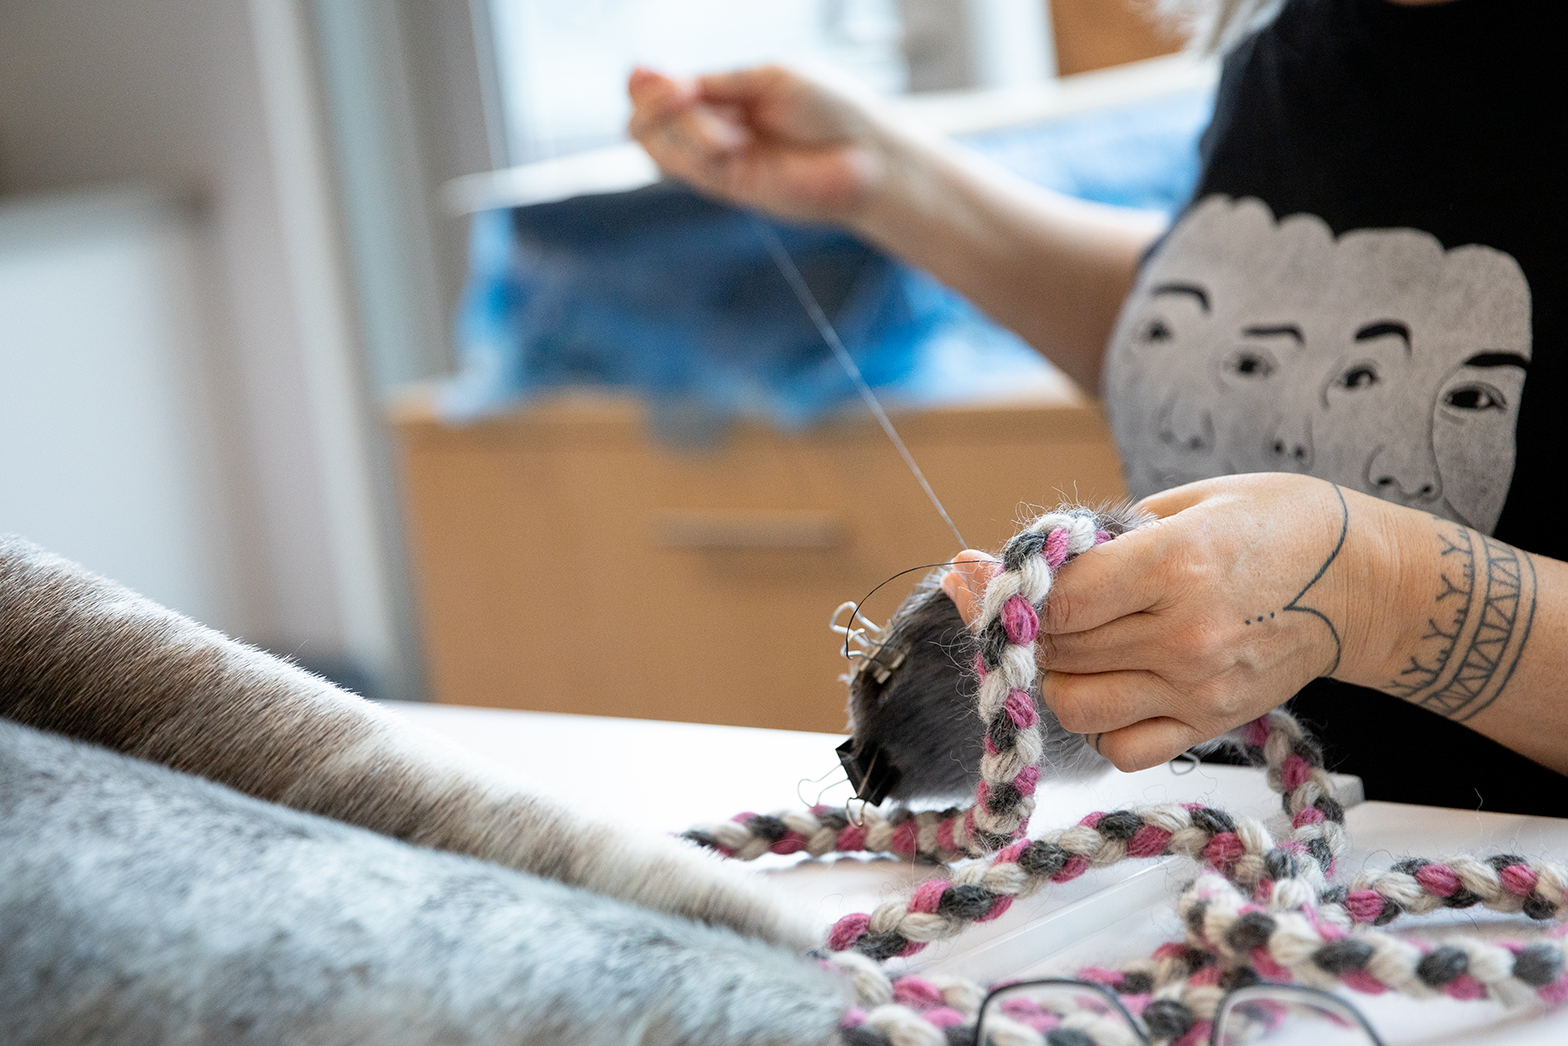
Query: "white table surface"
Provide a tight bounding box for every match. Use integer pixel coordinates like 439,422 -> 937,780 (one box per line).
384,701 -> 1568,1044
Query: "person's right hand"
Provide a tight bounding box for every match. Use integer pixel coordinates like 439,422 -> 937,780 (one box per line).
627,65 -> 892,225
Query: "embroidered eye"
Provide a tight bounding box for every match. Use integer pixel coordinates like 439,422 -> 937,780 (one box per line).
1223,349 -> 1277,379
1444,382 -> 1505,411
1336,363 -> 1379,390
1137,318 -> 1173,344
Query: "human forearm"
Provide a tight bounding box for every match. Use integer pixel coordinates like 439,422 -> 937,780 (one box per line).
1334,501 -> 1568,774
846,123 -> 1166,390
940,475 -> 1568,776
629,65 -> 1163,391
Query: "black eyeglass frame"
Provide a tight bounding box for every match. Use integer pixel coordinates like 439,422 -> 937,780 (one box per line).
975,977 -> 1388,1046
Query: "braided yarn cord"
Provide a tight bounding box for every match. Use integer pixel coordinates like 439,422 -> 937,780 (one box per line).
969,509 -> 1114,849
826,712 -> 1345,961
686,508 -> 1120,866
816,713 -> 1568,1045
678,506 -> 1568,1044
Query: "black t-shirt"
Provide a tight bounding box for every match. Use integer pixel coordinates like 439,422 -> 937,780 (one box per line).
1100,0 -> 1567,814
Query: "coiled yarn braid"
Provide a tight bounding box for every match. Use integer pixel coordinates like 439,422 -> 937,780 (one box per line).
803,725 -> 1566,1038
825,711 -> 1345,960
800,709 -> 1568,1045
1344,855 -> 1568,926
680,505 -> 1568,1044
1178,873 -> 1568,1007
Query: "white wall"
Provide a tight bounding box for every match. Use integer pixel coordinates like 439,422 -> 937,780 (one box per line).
487,0 -> 906,162
0,190 -> 243,631
0,0 -> 407,695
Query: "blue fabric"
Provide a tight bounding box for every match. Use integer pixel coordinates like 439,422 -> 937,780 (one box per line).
440,86 -> 1213,439
959,87 -> 1211,212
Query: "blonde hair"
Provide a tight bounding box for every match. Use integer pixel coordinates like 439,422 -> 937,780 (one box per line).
1155,0 -> 1287,54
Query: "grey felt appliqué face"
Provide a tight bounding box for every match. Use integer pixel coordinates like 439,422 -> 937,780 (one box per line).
1103,195 -> 1533,534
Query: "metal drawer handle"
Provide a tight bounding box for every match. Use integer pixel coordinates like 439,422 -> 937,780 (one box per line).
653,510 -> 845,549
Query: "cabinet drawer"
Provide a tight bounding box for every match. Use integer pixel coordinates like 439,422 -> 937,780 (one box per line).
391,389 -> 1126,733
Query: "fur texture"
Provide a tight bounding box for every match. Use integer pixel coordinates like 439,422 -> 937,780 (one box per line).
0,535 -> 813,951
0,718 -> 849,1046
844,573 -> 1106,803
842,503 -> 1155,805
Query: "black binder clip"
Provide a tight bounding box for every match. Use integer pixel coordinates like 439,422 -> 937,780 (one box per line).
835,737 -> 902,806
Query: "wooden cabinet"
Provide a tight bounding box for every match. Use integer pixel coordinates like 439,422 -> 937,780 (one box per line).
1050,0 -> 1186,77
390,388 -> 1127,734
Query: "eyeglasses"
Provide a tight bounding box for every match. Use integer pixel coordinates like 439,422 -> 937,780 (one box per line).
976,978 -> 1386,1046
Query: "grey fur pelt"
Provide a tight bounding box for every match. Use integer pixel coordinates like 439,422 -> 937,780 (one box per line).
842,501 -> 1155,804
0,718 -> 849,1046
0,535 -> 811,952
844,572 -> 1108,803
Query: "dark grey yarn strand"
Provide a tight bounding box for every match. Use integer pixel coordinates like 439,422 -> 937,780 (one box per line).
753,218 -> 967,550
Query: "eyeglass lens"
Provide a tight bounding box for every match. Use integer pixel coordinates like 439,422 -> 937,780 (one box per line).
1213,985 -> 1382,1046
977,981 -> 1383,1046
977,981 -> 1148,1046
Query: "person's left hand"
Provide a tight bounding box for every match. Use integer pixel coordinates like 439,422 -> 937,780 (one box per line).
943,474 -> 1377,770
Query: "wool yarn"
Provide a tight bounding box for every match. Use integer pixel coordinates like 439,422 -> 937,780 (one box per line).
802,711 -> 1561,1046
686,508 -> 1122,866
1177,873 -> 1568,1007
823,712 -> 1347,961
803,712 -> 1568,1045
968,508 -> 1115,849
1344,856 -> 1567,925
684,505 -> 1568,1044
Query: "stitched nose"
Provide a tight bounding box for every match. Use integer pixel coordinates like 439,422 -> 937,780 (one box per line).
1374,475 -> 1437,498
1267,419 -> 1314,471
1157,398 -> 1214,453
1366,445 -> 1441,504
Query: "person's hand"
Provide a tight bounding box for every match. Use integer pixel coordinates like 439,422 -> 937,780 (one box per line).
627,65 -> 892,224
943,475 -> 1380,771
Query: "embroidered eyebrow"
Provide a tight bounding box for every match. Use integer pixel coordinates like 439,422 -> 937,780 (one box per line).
1241,324 -> 1303,343
1354,320 -> 1411,353
1150,282 -> 1210,313
1463,351 -> 1530,370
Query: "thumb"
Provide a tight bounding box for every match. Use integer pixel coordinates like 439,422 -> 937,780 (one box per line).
940,550 -> 997,627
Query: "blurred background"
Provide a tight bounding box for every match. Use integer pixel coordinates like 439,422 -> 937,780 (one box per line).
0,0 -> 1200,723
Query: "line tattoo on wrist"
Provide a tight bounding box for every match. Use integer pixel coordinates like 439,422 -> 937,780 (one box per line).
1385,521 -> 1538,720
1278,482 -> 1348,677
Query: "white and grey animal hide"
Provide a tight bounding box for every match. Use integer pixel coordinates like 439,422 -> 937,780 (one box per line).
0,535 -> 838,1043
0,535 -> 809,950
0,717 -> 849,1046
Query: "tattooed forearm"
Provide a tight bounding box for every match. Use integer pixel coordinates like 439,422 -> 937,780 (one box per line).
1384,520 -> 1538,720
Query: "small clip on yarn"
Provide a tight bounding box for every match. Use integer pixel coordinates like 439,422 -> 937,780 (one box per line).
835,738 -> 902,806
